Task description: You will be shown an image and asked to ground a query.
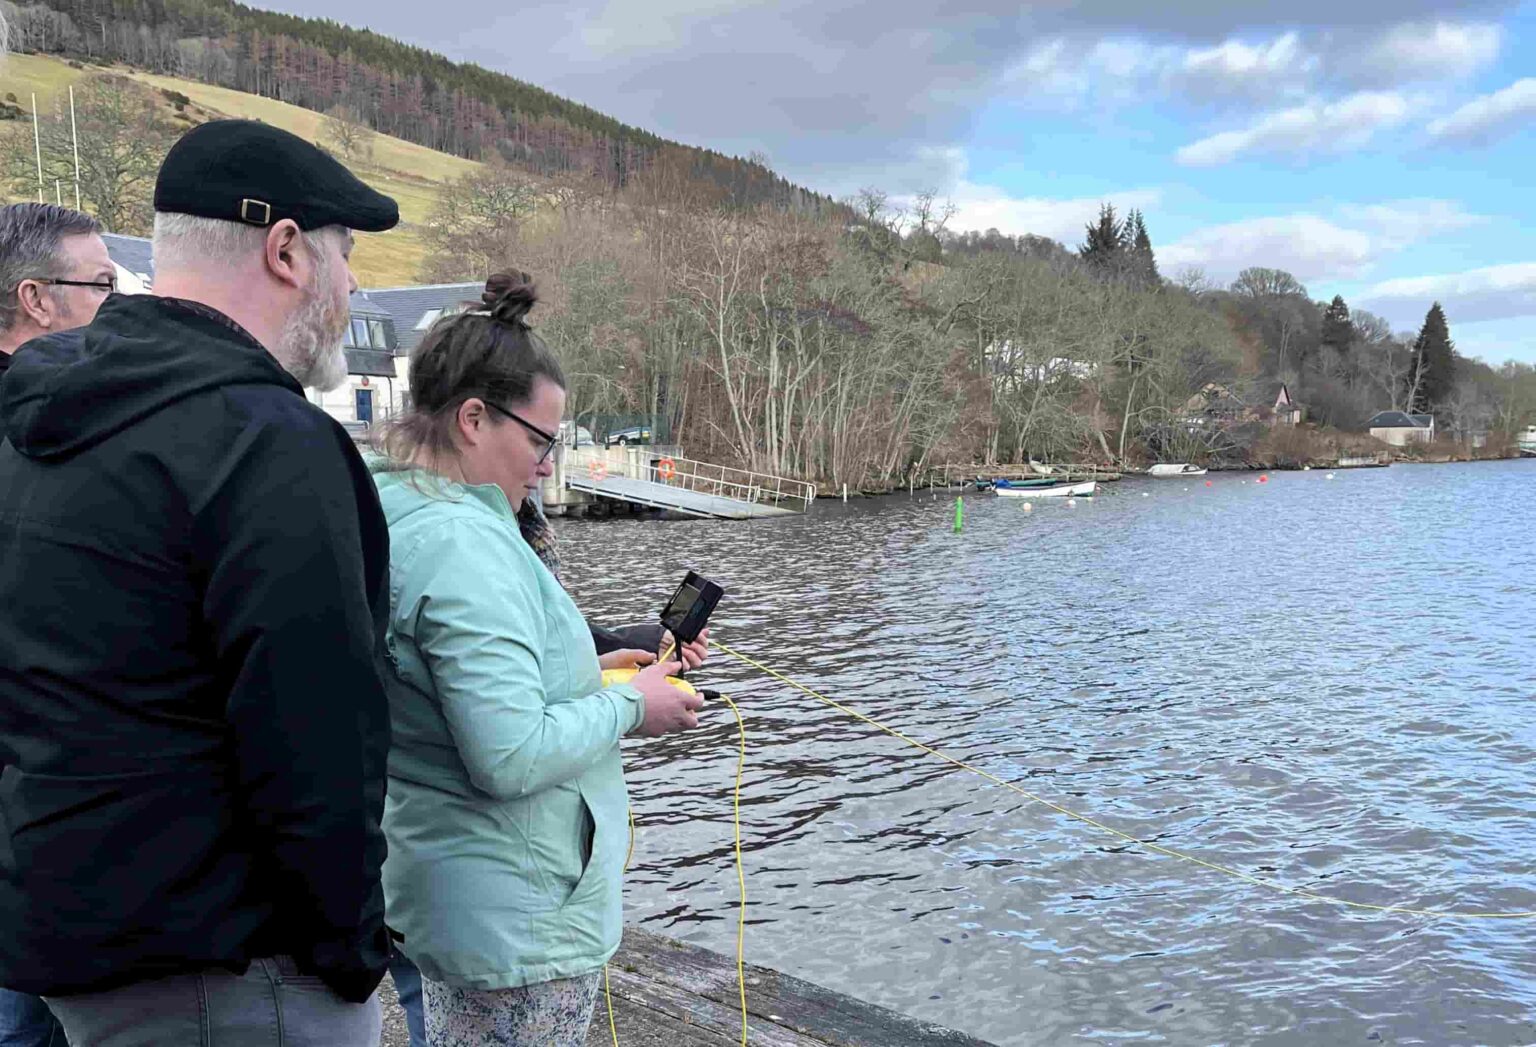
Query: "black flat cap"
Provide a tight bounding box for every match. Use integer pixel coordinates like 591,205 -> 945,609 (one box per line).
154,119 -> 399,233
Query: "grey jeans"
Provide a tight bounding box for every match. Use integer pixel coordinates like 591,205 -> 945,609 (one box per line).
44,957 -> 380,1047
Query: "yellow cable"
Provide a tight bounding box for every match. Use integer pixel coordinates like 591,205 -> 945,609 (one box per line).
720,692 -> 750,1046
605,964 -> 619,1047
608,692 -> 751,1046
714,641 -> 1536,922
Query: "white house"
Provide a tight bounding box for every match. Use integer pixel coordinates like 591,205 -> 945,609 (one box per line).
1367,410 -> 1436,446
306,291 -> 403,431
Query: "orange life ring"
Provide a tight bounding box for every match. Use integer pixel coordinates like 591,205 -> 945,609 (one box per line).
589,461 -> 608,481
657,457 -> 676,481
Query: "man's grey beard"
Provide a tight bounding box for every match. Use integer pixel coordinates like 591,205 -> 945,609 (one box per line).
278,262 -> 349,392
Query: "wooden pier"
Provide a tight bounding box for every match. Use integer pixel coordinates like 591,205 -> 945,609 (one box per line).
379,927 -> 993,1047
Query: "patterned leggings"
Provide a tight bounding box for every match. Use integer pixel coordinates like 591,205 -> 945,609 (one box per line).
422,972 -> 602,1047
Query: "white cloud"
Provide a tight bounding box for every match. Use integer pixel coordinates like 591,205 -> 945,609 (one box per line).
1427,78 -> 1536,144
1351,21 -> 1502,83
1162,216 -> 1376,284
1175,91 -> 1413,165
1337,199 -> 1488,248
1007,20 -> 1497,114
1161,199 -> 1486,285
1175,32 -> 1317,101
944,184 -> 1164,245
890,148 -> 1162,244
1357,263 -> 1536,324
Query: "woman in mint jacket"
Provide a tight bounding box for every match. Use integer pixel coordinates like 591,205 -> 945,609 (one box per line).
370,280 -> 703,1046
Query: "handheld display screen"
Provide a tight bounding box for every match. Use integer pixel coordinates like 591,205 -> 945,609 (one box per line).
659,571 -> 724,646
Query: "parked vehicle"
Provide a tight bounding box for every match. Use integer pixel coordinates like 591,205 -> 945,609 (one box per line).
558,420 -> 596,447
606,424 -> 653,446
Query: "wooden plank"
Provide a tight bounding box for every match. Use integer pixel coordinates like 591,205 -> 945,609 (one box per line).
605,928 -> 994,1047
593,964 -> 829,1047
382,929 -> 993,1047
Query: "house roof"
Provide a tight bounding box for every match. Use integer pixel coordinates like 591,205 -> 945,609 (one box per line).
359,283 -> 481,356
1265,381 -> 1299,406
348,291 -> 391,320
1367,411 -> 1432,428
102,233 -> 155,284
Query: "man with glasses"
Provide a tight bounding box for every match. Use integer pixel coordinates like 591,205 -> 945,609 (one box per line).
0,203 -> 113,378
0,202 -> 110,1047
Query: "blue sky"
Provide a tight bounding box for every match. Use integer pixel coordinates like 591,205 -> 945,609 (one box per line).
270,0 -> 1536,365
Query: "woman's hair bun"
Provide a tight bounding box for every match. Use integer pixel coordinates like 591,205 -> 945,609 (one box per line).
482,271 -> 538,326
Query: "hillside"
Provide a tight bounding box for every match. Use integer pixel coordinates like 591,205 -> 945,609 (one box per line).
4,53 -> 478,284
6,0 -> 843,219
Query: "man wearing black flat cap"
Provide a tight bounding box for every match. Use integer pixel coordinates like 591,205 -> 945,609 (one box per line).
0,120 -> 398,1044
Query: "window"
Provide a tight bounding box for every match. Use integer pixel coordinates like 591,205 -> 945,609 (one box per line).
355,388 -> 374,425
369,319 -> 389,349
414,308 -> 442,331
350,319 -> 369,348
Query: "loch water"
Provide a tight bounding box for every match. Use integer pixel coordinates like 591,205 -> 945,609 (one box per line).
554,460 -> 1536,1046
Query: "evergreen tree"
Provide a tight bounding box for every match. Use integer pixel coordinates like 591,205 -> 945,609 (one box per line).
1126,209 -> 1159,287
1408,302 -> 1457,414
1078,203 -> 1124,274
1321,294 -> 1353,352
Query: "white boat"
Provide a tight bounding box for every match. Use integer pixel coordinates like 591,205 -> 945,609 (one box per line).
995,480 -> 1097,498
1147,463 -> 1207,477
1519,426 -> 1536,457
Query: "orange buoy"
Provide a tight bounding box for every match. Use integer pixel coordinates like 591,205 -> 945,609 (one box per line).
589,461 -> 608,481
657,457 -> 677,480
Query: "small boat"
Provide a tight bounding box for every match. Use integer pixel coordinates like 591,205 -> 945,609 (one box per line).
993,477 -> 1060,489
1147,463 -> 1207,477
1519,426 -> 1536,457
995,480 -> 1097,498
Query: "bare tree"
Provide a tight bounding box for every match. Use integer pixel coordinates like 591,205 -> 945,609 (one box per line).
421,162 -> 542,280
321,104 -> 375,164
1230,267 -> 1308,299
5,75 -> 177,234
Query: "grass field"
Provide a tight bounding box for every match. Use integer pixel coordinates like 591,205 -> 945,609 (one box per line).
1,53 -> 88,111
5,55 -> 478,285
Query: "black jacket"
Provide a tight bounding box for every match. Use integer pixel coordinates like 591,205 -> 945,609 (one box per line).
0,295 -> 392,1002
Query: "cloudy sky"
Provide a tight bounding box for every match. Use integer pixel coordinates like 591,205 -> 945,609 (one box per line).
268,0 -> 1534,364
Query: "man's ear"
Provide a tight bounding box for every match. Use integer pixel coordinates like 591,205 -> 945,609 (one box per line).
14,280 -> 54,329
262,220 -> 306,291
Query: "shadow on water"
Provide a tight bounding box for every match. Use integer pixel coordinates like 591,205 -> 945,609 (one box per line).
554,462 -> 1536,1046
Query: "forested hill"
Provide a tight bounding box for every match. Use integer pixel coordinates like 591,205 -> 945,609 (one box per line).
6,0 -> 844,214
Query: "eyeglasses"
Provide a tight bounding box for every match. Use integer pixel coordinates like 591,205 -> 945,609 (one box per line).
485,402 -> 558,463
30,277 -> 117,294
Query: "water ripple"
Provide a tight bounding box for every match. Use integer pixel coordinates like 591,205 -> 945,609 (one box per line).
556,462 -> 1536,1045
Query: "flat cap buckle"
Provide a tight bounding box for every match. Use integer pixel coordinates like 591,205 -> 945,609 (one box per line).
239,198 -> 272,226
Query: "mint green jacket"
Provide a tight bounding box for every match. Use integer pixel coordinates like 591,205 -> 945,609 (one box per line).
369,460 -> 646,990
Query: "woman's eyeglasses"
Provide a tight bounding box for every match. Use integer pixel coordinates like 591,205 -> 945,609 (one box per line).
30,277 -> 117,294
485,402 -> 558,463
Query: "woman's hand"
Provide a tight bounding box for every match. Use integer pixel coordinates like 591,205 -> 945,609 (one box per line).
629,660 -> 704,737
659,627 -> 710,671
599,648 -> 657,671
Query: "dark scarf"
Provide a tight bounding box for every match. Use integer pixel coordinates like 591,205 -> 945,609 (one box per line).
516,495 -> 562,583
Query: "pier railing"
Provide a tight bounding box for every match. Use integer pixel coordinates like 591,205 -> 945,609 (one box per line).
567,449 -> 817,513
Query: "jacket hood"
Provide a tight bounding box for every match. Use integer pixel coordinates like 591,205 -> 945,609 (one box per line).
1,295 -> 304,460
367,455 -> 516,527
